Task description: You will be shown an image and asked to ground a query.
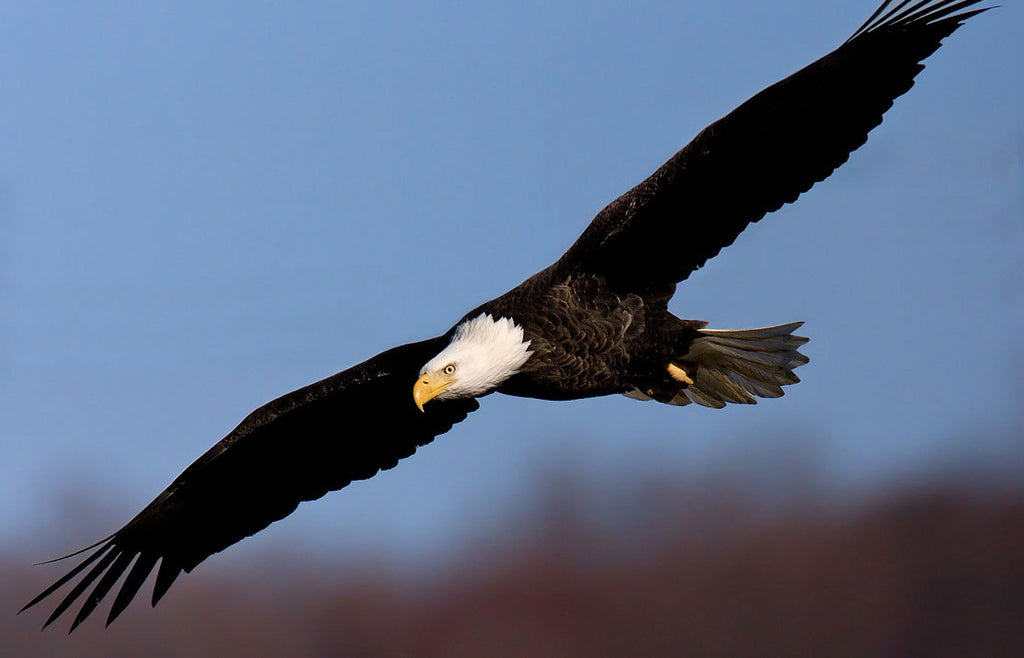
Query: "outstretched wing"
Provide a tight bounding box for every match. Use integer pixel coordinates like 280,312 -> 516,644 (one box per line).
555,0 -> 989,291
21,336 -> 478,632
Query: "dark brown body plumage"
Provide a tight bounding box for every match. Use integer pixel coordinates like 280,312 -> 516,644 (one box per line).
479,269 -> 704,401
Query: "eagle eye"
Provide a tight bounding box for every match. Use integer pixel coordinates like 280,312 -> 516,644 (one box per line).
442,363 -> 457,376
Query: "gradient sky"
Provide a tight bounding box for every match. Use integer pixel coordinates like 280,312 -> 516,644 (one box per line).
2,1 -> 1022,567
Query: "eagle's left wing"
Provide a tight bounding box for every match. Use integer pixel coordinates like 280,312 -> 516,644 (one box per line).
21,336 -> 478,632
553,0 -> 989,292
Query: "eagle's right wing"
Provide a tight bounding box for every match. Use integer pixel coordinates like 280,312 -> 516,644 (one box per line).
22,336 -> 478,632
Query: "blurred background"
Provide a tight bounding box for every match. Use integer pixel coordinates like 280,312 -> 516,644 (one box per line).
2,1 -> 1022,655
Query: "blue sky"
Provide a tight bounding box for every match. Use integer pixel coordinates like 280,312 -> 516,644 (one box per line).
2,1 -> 1022,566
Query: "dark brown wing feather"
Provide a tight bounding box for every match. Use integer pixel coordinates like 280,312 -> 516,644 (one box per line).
21,336 -> 478,632
555,0 -> 989,292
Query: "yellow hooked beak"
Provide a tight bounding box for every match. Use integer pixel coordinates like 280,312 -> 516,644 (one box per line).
413,374 -> 455,412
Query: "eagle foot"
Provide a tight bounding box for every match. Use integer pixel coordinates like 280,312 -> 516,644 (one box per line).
667,363 -> 694,386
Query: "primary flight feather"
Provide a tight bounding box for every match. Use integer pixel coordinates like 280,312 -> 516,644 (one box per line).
23,0 -> 989,631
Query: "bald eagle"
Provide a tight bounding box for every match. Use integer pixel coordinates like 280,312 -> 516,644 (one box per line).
24,0 -> 988,631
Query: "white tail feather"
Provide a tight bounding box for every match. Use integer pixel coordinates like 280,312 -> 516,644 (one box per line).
681,322 -> 809,408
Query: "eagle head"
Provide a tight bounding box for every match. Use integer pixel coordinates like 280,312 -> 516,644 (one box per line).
414,313 -> 532,411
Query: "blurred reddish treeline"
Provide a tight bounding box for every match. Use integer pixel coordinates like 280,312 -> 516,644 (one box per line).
5,467 -> 1023,656
4,487 -> 1019,654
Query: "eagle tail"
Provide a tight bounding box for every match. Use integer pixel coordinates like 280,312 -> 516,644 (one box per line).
671,322 -> 810,408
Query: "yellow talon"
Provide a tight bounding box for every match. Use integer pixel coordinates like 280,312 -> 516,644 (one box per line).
667,363 -> 694,386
